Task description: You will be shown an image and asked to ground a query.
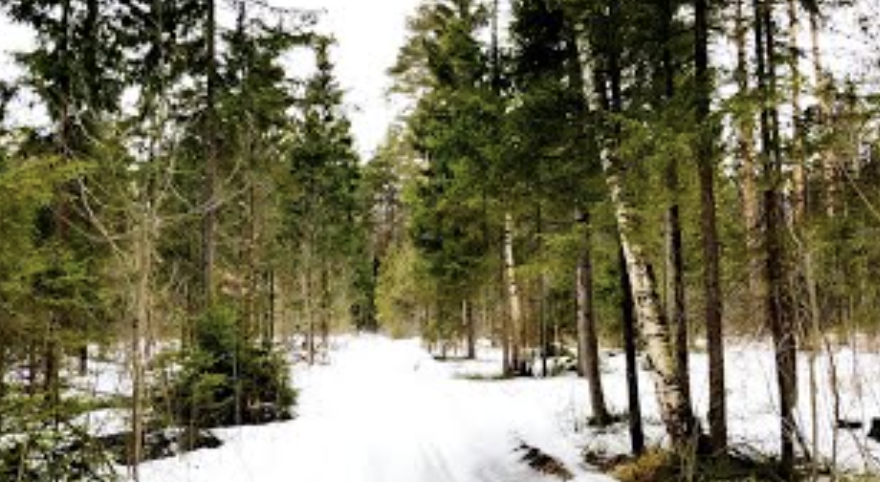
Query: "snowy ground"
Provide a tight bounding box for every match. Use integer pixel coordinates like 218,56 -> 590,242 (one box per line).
133,336 -> 615,482
66,334 -> 880,480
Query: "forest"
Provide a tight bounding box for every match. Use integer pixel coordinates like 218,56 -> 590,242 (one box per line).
0,0 -> 879,480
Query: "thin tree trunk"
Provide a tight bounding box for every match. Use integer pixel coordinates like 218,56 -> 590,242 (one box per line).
0,340 -> 6,404
809,13 -> 837,217
696,0 -> 726,451
499,254 -> 511,374
202,0 -> 218,305
540,276 -> 548,377
754,0 -> 798,473
78,345 -> 88,376
789,0 -> 806,224
464,299 -> 476,359
805,249 -> 822,477
129,203 -> 153,480
320,267 -> 330,354
266,270 -> 276,348
620,248 -> 645,455
659,0 -> 690,418
503,212 -> 523,375
304,261 -> 315,366
735,0 -> 765,328
576,209 -> 610,425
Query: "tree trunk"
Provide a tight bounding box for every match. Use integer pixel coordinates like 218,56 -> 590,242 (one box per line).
605,159 -> 699,449
620,248 -> 645,455
576,209 -> 610,425
695,0 -> 726,451
320,266 -> 330,355
0,340 -> 6,403
129,202 -> 153,480
78,345 -> 89,376
809,13 -> 837,217
789,0 -> 806,224
754,0 -> 798,473
599,2 -> 698,445
304,261 -> 315,366
734,0 -> 765,327
265,270 -> 276,348
202,0 -> 218,306
503,212 -> 523,375
463,299 -> 476,359
659,0 -> 688,401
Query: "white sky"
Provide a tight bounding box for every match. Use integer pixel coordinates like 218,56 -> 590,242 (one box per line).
284,0 -> 421,157
0,0 -> 422,157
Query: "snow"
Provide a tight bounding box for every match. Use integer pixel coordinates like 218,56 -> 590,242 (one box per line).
574,341 -> 880,474
133,336 -> 615,482
50,333 -> 880,480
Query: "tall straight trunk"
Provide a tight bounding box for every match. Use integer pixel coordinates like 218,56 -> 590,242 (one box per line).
789,0 -> 806,223
503,213 -> 523,375
28,342 -> 38,395
537,206 -> 548,377
0,340 -> 6,403
754,0 -> 798,473
806,9 -> 826,466
734,0 -> 764,326
44,0 -> 72,411
84,0 -> 98,117
463,299 -> 476,359
202,0 -> 218,305
598,0 -> 698,448
78,0 -> 98,378
809,13 -> 837,217
620,248 -> 645,455
320,267 -> 330,351
695,0 -> 726,451
129,202 -> 154,480
303,259 -> 315,365
659,0 -> 691,422
265,270 -> 276,348
576,210 -> 610,425
499,255 -> 511,373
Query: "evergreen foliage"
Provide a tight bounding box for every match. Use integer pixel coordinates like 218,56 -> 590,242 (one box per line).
161,304 -> 295,429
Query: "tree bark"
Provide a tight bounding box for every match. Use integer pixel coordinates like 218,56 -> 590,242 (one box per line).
620,248 -> 645,455
789,0 -> 806,224
503,212 -> 523,375
598,0 -> 699,446
303,260 -> 315,366
605,158 -> 699,448
202,0 -> 218,306
463,299 -> 476,359
695,0 -> 726,451
659,0 -> 691,428
754,0 -> 798,473
576,210 -> 610,425
129,201 -> 153,480
734,0 -> 765,327
809,13 -> 837,217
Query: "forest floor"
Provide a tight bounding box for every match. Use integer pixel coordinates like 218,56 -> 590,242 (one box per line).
129,335 -> 615,482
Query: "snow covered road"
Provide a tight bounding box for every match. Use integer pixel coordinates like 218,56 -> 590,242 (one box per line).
138,336 -> 613,482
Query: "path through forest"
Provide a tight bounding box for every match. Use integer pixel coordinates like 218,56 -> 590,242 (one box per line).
138,336 -> 613,482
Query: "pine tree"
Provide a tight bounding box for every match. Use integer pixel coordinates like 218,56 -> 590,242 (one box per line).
288,36 -> 364,361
